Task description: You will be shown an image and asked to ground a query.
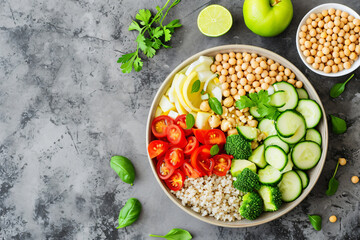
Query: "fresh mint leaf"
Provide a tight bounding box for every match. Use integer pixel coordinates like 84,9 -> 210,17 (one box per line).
308,215 -> 322,231
185,114 -> 195,129
209,97 -> 223,115
330,74 -> 354,98
210,144 -> 219,156
135,9 -> 152,25
191,80 -> 200,93
330,115 -> 347,134
128,21 -> 142,31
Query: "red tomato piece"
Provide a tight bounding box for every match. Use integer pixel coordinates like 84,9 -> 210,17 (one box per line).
156,159 -> 175,180
175,114 -> 193,136
165,169 -> 186,191
190,145 -> 214,176
164,147 -> 185,169
166,124 -> 187,148
151,116 -> 174,138
181,162 -> 203,178
194,129 -> 226,146
192,129 -> 207,144
148,140 -> 170,159
183,136 -> 199,156
212,154 -> 232,176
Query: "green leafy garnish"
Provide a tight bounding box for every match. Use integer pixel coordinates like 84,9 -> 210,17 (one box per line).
185,114 -> 195,129
330,115 -> 347,134
210,144 -> 219,156
208,97 -> 223,115
149,228 -> 192,240
326,160 -> 340,196
110,156 -> 136,186
117,198 -> 142,228
191,80 -> 201,93
117,0 -> 182,73
330,74 -> 354,98
308,215 -> 322,231
235,90 -> 280,120
200,90 -> 206,95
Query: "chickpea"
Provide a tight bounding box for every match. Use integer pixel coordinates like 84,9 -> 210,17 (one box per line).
324,65 -> 332,73
288,79 -> 296,85
306,56 -> 315,64
344,61 -> 351,69
329,215 -> 337,223
200,100 -> 210,112
223,89 -> 230,97
236,52 -> 242,59
227,128 -> 238,136
208,115 -> 221,128
338,157 -> 347,166
223,96 -> 234,108
221,120 -> 232,132
230,88 -> 237,96
238,88 -> 246,96
261,83 -> 269,90
248,119 -> 258,128
222,53 -> 229,61
215,53 -> 223,62
229,58 -> 236,65
351,176 -> 359,184
295,81 -> 303,88
216,65 -> 223,72
247,74 -> 255,82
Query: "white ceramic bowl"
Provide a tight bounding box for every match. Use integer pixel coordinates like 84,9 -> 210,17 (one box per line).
296,3 -> 360,77
146,45 -> 328,227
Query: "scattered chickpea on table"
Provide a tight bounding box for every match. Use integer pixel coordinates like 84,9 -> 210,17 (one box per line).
329,215 -> 337,223
299,8 -> 360,73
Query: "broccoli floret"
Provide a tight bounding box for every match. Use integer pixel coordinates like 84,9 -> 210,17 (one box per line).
224,134 -> 252,159
258,185 -> 282,211
239,192 -> 264,220
233,168 -> 261,192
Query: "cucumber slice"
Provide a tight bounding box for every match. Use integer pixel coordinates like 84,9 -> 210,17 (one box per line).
280,154 -> 293,173
237,126 -> 258,141
296,99 -> 322,128
273,81 -> 299,112
269,90 -> 286,107
279,120 -> 307,145
248,144 -> 267,168
258,165 -> 282,185
296,88 -> 309,99
275,110 -> 306,138
264,146 -> 288,171
278,171 -> 303,202
305,128 -> 322,145
258,119 -> 277,138
264,135 -> 290,153
292,141 -> 322,170
230,159 -> 257,177
296,170 -> 309,189
250,106 -> 261,119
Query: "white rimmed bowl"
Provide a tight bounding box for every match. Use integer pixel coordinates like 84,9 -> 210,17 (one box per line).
146,45 -> 328,228
296,3 -> 360,77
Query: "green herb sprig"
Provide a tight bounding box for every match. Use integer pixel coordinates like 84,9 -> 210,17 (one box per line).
330,74 -> 354,98
326,160 -> 340,196
117,0 -> 182,73
235,90 -> 280,120
308,215 -> 322,231
330,115 -> 347,134
150,228 -> 192,240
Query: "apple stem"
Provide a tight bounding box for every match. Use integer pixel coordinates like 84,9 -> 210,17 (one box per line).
271,0 -> 281,7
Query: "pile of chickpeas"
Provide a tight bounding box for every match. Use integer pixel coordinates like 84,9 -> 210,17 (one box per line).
299,8 -> 360,73
199,51 -> 304,139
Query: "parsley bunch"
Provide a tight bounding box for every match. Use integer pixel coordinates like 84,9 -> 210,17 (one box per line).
235,90 -> 280,120
117,0 -> 182,73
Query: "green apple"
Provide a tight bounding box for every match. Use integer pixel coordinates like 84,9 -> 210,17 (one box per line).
243,0 -> 293,37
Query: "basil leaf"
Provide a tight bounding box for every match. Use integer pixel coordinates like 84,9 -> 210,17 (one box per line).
185,114 -> 195,129
110,156 -> 136,185
326,177 -> 339,196
330,74 -> 354,98
308,215 -> 322,231
149,228 -> 192,240
117,198 -> 142,228
210,144 -> 219,156
330,115 -> 347,134
208,97 -> 223,115
191,80 -> 201,93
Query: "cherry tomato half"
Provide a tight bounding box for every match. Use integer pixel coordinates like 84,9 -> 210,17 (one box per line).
166,124 -> 187,148
190,145 -> 214,176
181,162 -> 203,178
175,114 -> 193,136
148,140 -> 170,159
165,147 -> 185,169
165,169 -> 186,191
212,154 -> 232,176
156,159 -> 174,180
183,136 -> 199,156
151,116 -> 174,138
193,129 -> 226,145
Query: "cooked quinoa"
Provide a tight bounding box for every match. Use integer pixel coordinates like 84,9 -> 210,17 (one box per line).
171,174 -> 243,221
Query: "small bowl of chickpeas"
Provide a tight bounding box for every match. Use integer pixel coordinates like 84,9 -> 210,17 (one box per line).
296,3 -> 360,76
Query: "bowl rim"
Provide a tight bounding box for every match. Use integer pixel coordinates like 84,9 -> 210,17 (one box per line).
146,44 -> 328,228
295,3 -> 360,77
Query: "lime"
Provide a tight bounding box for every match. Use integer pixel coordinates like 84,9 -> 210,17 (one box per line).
197,4 -> 233,37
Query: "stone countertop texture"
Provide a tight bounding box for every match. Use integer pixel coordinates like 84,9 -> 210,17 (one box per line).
0,0 -> 360,239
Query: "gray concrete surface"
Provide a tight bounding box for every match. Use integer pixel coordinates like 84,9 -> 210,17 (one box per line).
0,0 -> 359,239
